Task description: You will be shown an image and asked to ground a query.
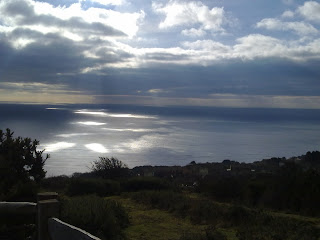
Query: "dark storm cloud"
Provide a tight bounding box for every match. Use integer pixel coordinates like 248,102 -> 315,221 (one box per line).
0,33 -> 95,83
3,0 -> 34,17
68,58 -> 320,99
144,52 -> 190,61
93,46 -> 134,61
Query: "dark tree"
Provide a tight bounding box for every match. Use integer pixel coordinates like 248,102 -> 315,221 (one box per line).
0,128 -> 49,190
90,157 -> 128,179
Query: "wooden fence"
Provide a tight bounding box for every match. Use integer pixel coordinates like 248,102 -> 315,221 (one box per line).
0,192 -> 101,240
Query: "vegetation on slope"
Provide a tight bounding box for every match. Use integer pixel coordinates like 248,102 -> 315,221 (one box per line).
1,128 -> 320,240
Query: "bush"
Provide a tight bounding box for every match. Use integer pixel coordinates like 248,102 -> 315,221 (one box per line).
189,201 -> 227,225
66,178 -> 120,196
130,190 -> 320,240
235,209 -> 320,240
122,177 -> 172,192
198,177 -> 245,202
0,129 -> 48,186
41,175 -> 70,192
3,181 -> 38,202
179,227 -> 227,240
60,195 -> 129,240
0,223 -> 36,240
205,227 -> 227,240
130,190 -> 190,215
91,157 -> 129,179
0,182 -> 37,239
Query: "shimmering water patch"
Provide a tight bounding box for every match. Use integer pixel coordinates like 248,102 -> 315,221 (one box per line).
85,143 -> 109,153
43,142 -> 76,152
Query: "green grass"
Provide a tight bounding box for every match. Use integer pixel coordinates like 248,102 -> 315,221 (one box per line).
189,191 -> 320,229
60,195 -> 129,240
112,191 -> 320,240
108,196 -> 237,240
269,211 -> 320,228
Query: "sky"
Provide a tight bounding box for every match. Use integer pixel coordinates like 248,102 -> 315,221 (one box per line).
0,0 -> 320,108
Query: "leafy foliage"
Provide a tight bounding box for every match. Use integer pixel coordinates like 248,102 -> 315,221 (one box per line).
197,162 -> 320,216
40,175 -> 70,192
91,157 -> 129,179
0,128 -> 48,200
180,227 -> 227,240
66,177 -> 120,196
122,177 -> 173,192
60,195 -> 129,240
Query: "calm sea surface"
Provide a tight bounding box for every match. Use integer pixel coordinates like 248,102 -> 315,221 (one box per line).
1,103 -> 320,176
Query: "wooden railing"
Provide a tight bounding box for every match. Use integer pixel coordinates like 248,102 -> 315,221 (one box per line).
0,193 -> 101,240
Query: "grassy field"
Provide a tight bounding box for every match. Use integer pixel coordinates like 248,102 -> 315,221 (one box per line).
38,172 -> 320,240
108,193 -> 320,240
108,196 -> 238,240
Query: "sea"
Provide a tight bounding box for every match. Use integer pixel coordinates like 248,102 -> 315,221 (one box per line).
1,103 -> 320,176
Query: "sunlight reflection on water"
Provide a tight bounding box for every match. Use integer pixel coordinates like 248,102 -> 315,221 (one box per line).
76,121 -> 107,126
113,134 -> 167,153
56,133 -> 92,137
102,128 -> 152,132
42,142 -> 76,152
74,109 -> 157,119
85,143 -> 109,153
3,105 -> 320,176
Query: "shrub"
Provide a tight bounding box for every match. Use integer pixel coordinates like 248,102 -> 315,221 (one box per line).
189,201 -> 227,225
60,195 -> 129,240
129,190 -> 320,240
122,177 -> 172,192
179,227 -> 227,240
130,190 -> 190,214
205,226 -> 227,240
66,178 -> 120,196
0,128 -> 48,186
235,209 -> 320,240
90,157 -> 129,179
41,175 -> 70,192
3,181 -> 38,202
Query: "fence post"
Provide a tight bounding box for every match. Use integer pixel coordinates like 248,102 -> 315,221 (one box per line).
37,193 -> 60,240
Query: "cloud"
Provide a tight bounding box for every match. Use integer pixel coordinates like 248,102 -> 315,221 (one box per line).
234,34 -> 320,61
93,93 -> 320,109
0,81 -> 93,104
0,32 -> 97,80
0,0 -> 320,109
152,1 -> 227,33
297,1 -> 320,22
207,94 -> 320,109
232,34 -> 286,60
0,0 -> 144,78
182,39 -> 231,51
281,10 -> 295,18
1,0 -> 319,72
256,18 -> 318,35
181,28 -> 206,37
0,0 -> 144,43
147,88 -> 170,94
87,0 -> 126,6
0,82 -> 65,92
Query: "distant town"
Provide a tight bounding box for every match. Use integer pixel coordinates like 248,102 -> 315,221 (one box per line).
130,151 -> 320,184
